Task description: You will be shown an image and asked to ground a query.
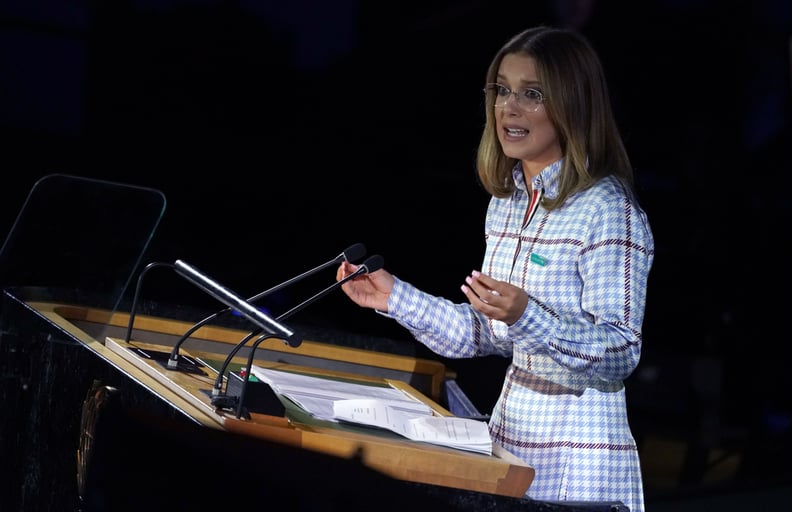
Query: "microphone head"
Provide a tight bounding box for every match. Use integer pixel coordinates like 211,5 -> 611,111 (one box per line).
342,243 -> 367,263
360,254 -> 384,273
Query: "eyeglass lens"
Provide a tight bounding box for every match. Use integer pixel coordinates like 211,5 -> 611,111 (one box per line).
487,84 -> 543,112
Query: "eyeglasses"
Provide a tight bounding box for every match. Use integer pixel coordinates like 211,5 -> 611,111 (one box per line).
483,83 -> 545,112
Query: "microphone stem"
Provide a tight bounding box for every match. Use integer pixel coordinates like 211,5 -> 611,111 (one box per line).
168,309 -> 226,367
276,266 -> 364,321
167,245 -> 364,367
246,256 -> 342,303
213,329 -> 262,394
236,332 -> 278,419
125,262 -> 175,345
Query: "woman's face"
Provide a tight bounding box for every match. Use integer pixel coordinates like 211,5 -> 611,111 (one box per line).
494,53 -> 562,178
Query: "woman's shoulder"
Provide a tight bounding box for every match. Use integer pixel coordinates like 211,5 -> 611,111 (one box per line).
574,175 -> 646,214
582,176 -> 654,242
586,175 -> 633,200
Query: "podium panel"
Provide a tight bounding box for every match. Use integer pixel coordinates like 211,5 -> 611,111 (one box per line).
1,289 -> 639,512
37,300 -> 534,498
2,296 -> 538,502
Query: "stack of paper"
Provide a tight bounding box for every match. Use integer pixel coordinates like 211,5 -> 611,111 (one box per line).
250,366 -> 433,421
250,366 -> 492,455
333,398 -> 492,455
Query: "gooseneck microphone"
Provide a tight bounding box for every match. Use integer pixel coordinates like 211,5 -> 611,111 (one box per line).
173,260 -> 301,347
166,243 -> 366,370
211,254 -> 384,418
250,242 -> 366,302
209,253 -> 382,395
276,254 -> 384,321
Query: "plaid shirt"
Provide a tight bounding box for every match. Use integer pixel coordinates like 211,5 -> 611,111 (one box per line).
386,159 -> 654,511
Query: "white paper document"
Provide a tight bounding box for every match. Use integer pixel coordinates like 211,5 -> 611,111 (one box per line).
250,365 -> 433,421
250,366 -> 493,455
333,399 -> 493,455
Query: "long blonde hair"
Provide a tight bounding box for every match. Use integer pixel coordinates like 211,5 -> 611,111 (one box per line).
477,26 -> 634,210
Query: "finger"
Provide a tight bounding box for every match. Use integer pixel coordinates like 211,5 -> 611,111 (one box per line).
464,275 -> 483,298
342,261 -> 359,277
470,270 -> 494,286
471,271 -> 502,298
461,284 -> 481,303
462,284 -> 489,305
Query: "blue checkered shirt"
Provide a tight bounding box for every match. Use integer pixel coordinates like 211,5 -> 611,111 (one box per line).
384,159 -> 654,511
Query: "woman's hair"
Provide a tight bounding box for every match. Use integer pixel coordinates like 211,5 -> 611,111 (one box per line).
476,26 -> 634,209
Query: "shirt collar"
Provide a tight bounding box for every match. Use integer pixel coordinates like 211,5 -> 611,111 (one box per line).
512,159 -> 563,199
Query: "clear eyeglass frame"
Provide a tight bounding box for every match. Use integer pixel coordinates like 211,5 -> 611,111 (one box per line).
483,83 -> 545,112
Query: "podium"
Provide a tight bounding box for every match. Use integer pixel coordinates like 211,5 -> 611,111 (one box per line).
46,300 -> 534,490
0,292 -> 548,511
0,175 -> 624,512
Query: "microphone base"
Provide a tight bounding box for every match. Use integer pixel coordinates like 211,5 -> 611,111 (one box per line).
225,371 -> 286,418
127,347 -> 207,376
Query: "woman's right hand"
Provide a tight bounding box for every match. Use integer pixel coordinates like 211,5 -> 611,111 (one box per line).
336,261 -> 394,312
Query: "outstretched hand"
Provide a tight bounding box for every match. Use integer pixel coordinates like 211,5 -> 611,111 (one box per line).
461,270 -> 528,325
336,260 -> 394,312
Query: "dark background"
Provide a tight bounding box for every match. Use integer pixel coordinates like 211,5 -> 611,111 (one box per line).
2,0 -> 791,508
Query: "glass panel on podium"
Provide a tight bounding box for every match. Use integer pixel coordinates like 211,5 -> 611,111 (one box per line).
0,173 -> 166,342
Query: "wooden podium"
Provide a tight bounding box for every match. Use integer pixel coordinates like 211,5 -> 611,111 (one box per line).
0,176 -> 627,512
28,300 -> 534,500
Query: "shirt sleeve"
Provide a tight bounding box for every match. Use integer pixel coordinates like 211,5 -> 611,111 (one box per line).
508,193 -> 654,381
382,277 -> 514,359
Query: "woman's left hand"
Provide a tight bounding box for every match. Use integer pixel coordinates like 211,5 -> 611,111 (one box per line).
461,270 -> 528,325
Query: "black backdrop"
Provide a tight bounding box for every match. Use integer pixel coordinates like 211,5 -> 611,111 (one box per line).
2,1 -> 792,505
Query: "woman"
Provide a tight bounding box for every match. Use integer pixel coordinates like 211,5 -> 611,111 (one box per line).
337,26 -> 654,512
